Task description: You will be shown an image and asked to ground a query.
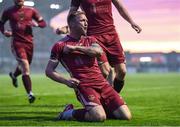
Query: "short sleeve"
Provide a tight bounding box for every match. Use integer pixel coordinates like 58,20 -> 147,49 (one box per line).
50,42 -> 63,61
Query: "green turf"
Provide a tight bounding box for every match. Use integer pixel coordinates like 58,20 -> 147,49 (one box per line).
0,73 -> 180,126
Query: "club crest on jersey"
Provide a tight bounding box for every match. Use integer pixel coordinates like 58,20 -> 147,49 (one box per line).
18,11 -> 25,20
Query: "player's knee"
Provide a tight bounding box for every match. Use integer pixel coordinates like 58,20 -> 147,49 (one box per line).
21,68 -> 30,75
22,72 -> 30,75
125,112 -> 132,120
88,106 -> 106,122
121,111 -> 132,120
113,105 -> 132,120
91,111 -> 106,122
114,112 -> 132,120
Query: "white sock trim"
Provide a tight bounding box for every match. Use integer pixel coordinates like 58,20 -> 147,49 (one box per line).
28,91 -> 34,97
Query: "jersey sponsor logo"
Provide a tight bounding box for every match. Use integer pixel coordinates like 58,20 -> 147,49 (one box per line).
91,4 -> 110,14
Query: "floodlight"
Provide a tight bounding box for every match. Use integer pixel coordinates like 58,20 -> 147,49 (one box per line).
24,1 -> 35,7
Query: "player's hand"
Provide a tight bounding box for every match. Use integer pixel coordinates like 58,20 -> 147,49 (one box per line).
4,30 -> 12,37
56,26 -> 69,35
63,45 -> 76,54
131,23 -> 142,33
66,78 -> 80,89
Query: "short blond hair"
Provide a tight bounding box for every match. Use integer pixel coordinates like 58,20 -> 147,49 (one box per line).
67,11 -> 85,26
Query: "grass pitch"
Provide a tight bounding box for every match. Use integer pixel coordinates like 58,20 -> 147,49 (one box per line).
0,73 -> 180,126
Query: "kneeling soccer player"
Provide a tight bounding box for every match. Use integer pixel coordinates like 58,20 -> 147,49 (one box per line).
45,11 -> 131,122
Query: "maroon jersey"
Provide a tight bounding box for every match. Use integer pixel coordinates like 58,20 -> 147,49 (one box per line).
0,6 -> 43,43
50,35 -> 107,86
71,0 -> 116,35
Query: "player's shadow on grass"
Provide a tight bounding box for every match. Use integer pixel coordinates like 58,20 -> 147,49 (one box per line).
0,111 -> 56,121
0,104 -> 66,121
0,116 -> 55,122
0,104 -> 63,108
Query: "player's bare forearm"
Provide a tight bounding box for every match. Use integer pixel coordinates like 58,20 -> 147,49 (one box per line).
45,60 -> 68,84
46,69 -> 68,84
45,60 -> 79,88
64,43 -> 103,57
46,70 -> 79,89
112,0 -> 134,24
112,0 -> 142,33
75,46 -> 102,57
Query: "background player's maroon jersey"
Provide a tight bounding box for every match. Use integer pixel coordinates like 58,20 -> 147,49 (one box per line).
50,35 -> 107,86
0,6 -> 42,43
71,0 -> 116,35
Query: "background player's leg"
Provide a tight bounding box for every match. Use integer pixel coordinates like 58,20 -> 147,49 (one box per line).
114,63 -> 126,93
99,62 -> 115,85
20,59 -> 35,103
13,65 -> 22,77
107,67 -> 115,85
102,87 -> 132,120
9,63 -> 22,88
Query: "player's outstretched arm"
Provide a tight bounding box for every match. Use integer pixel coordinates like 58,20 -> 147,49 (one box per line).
45,59 -> 79,88
112,0 -> 142,33
63,43 -> 103,57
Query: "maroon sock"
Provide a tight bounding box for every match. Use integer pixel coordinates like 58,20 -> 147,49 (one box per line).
22,75 -> 32,94
72,109 -> 87,121
113,78 -> 124,93
14,67 -> 22,77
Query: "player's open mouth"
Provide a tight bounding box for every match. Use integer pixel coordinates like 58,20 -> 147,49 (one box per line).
84,27 -> 87,30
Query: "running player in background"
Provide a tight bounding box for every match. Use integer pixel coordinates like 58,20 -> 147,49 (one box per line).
56,0 -> 142,93
46,11 -> 131,122
0,0 -> 46,103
